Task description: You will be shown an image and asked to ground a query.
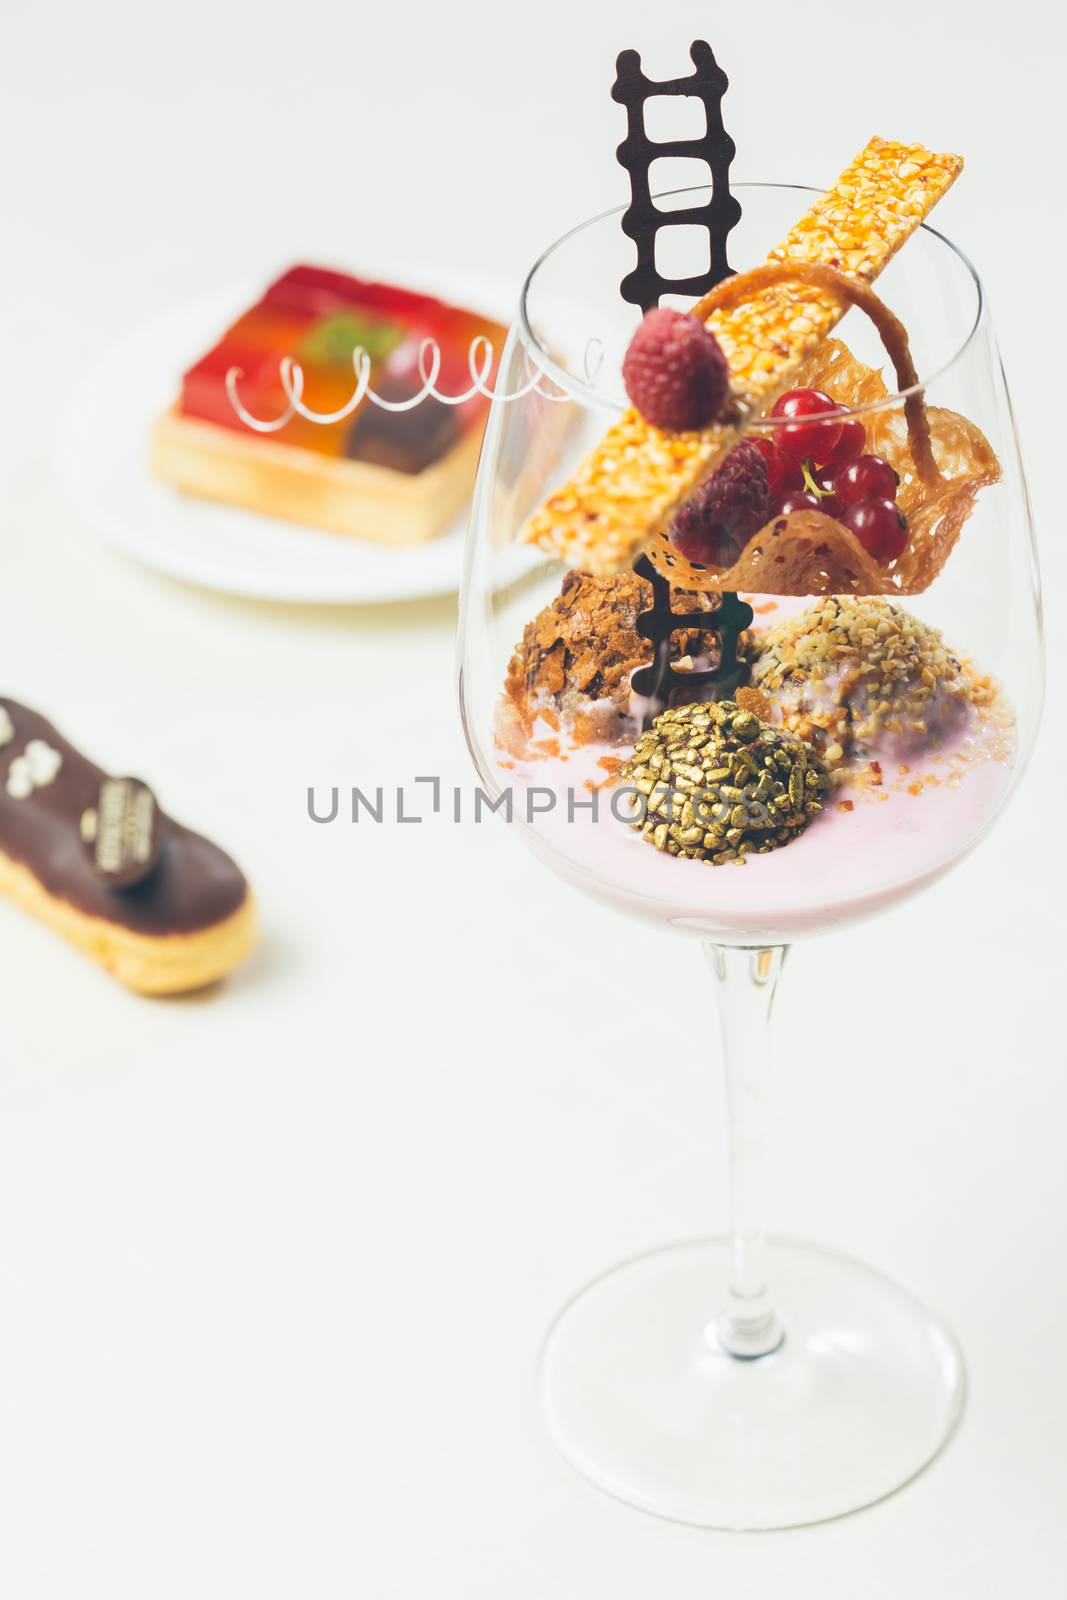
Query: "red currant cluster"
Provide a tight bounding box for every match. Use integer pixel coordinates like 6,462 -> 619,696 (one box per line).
751,388 -> 908,565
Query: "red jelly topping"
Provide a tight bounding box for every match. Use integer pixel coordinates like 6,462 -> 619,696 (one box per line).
179,265 -> 507,471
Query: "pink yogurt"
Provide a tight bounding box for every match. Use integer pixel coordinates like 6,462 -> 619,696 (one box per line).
499,720 -> 1014,944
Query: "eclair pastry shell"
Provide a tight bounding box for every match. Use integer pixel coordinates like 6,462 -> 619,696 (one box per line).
0,848 -> 258,994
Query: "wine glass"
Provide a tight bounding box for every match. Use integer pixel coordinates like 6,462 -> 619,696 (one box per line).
457,183 -> 1043,1530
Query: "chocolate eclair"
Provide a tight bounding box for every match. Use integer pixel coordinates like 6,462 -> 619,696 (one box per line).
0,699 -> 257,994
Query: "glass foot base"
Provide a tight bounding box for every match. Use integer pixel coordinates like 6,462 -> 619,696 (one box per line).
540,1237 -> 965,1530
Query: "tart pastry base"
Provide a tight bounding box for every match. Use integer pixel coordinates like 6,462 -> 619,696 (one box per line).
152,407 -> 483,545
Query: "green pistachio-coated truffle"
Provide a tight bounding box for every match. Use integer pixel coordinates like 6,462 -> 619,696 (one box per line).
619,700 -> 829,865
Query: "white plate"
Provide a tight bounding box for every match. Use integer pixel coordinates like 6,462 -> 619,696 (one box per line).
61,273 -> 516,604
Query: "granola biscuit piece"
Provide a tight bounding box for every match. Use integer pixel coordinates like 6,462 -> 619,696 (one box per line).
522,138 -> 963,576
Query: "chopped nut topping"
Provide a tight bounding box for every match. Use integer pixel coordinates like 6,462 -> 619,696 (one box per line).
752,597 -> 971,768
502,568 -> 730,750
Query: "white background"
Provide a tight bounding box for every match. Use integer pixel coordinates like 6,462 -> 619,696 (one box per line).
1,0 -> 1065,1592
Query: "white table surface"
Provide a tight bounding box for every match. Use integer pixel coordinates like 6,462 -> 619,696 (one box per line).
1,1 -> 1064,1592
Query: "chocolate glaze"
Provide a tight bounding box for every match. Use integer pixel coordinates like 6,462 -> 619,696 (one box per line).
345,379 -> 462,474
0,700 -> 249,936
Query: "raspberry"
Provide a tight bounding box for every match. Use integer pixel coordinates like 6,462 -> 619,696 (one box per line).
669,439 -> 770,566
622,308 -> 729,432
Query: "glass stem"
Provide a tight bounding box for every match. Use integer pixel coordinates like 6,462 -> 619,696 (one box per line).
704,943 -> 788,1360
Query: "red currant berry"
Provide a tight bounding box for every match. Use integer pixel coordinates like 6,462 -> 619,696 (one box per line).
770,388 -> 842,462
749,435 -> 804,498
807,468 -> 843,518
843,498 -> 909,564
775,490 -> 822,517
816,417 -> 866,467
834,454 -> 899,509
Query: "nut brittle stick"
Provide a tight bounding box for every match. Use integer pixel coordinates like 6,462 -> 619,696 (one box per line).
521,137 -> 962,577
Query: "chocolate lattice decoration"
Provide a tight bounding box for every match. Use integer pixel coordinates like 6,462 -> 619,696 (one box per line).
630,556 -> 753,704
612,40 -> 749,721
612,40 -> 742,314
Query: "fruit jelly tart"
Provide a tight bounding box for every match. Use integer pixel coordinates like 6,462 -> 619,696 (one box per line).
153,265 -> 508,543
180,265 -> 504,467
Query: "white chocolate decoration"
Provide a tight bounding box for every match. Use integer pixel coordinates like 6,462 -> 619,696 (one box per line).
23,739 -> 62,787
5,740 -> 63,799
6,757 -> 34,799
0,708 -> 13,749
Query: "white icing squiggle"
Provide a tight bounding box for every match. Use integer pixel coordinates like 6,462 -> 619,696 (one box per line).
225,336 -> 576,435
